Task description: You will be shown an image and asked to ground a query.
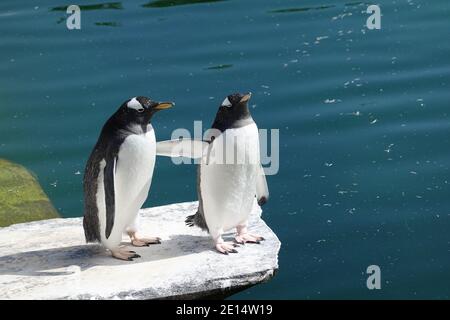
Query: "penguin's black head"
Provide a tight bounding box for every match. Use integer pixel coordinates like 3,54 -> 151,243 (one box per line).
211,92 -> 252,131
115,96 -> 174,126
220,92 -> 252,112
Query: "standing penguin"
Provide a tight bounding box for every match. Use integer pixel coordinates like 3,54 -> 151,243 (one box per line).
83,96 -> 174,260
156,92 -> 269,254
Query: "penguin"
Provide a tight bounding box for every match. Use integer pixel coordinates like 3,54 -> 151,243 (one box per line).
156,92 -> 269,254
83,96 -> 174,261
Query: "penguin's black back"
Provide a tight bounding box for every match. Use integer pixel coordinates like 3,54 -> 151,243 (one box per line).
185,164 -> 209,232
82,116 -> 129,243
83,145 -> 103,242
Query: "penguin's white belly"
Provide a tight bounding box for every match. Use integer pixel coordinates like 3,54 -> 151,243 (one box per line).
115,131 -> 156,224
97,128 -> 156,245
201,123 -> 259,233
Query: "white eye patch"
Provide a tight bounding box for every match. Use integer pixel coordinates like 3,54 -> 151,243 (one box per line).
221,97 -> 232,107
127,97 -> 144,112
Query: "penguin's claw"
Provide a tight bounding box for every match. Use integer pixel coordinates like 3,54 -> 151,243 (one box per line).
111,248 -> 141,261
235,233 -> 265,244
215,242 -> 239,254
131,237 -> 162,247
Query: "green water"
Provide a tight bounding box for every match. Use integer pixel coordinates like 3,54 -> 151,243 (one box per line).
1,0 -> 449,299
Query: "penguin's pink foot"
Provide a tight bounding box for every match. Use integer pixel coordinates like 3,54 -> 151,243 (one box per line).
131,237 -> 161,247
215,242 -> 239,255
111,247 -> 141,261
128,232 -> 161,247
235,233 -> 265,244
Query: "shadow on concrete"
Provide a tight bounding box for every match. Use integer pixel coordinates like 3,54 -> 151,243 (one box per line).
0,234 -> 212,277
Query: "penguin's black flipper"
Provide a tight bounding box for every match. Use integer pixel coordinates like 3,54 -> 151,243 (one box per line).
104,155 -> 117,239
256,164 -> 269,206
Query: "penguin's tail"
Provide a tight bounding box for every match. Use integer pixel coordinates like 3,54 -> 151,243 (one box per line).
185,211 -> 209,232
185,214 -> 196,227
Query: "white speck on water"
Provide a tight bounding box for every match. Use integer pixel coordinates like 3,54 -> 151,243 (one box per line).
384,143 -> 394,153
287,211 -> 297,216
416,98 -> 425,107
324,98 -> 336,104
332,12 -> 353,21
74,171 -> 81,175
51,181 -> 58,188
346,110 -> 361,116
324,162 -> 333,167
370,119 -> 378,124
327,220 -> 332,224
410,171 -> 418,175
314,36 -> 329,44
316,36 -> 329,41
317,239 -> 326,243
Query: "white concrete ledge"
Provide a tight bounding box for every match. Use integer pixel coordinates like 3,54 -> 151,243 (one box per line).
0,201 -> 280,299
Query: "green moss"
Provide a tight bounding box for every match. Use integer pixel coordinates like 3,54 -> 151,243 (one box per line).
0,159 -> 59,227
